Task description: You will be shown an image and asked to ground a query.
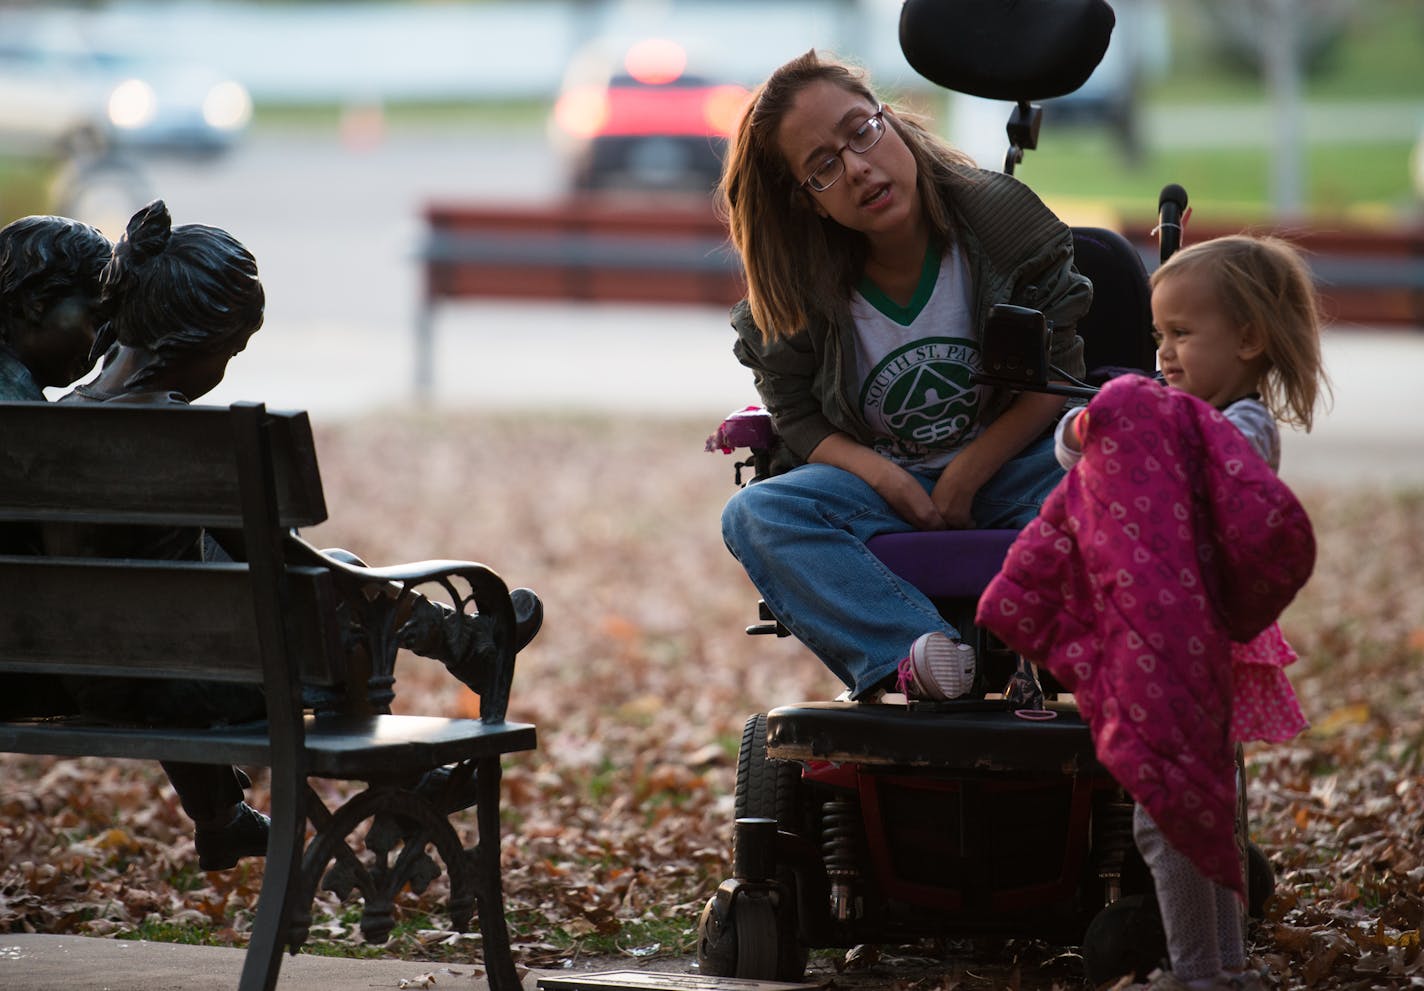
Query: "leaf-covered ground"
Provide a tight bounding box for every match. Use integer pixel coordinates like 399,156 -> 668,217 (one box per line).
2,411 -> 1421,990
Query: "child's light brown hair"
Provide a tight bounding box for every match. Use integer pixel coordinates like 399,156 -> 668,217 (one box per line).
1151,234 -> 1330,431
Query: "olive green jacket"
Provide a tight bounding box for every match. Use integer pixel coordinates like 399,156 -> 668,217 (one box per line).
731,165 -> 1093,466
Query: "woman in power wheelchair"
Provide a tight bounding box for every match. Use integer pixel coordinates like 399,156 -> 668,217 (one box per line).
699,1 -> 1272,986
716,45 -> 1091,706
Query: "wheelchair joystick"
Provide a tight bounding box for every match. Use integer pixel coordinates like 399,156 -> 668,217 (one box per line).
1156,183 -> 1190,264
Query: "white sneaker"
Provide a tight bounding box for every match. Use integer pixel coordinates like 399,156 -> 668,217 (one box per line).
896,632 -> 976,701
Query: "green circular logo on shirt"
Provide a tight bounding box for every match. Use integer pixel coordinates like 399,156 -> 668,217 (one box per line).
862,338 -> 982,451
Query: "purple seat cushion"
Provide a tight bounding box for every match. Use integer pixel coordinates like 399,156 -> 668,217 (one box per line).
868,529 -> 1021,599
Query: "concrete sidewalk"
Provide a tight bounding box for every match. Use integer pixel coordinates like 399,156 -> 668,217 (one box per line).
0,932 -> 551,990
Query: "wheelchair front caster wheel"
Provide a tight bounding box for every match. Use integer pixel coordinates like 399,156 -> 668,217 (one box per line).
697,891 -> 783,980
1081,893 -> 1167,987
696,894 -> 738,977
1247,841 -> 1275,920
734,893 -> 780,978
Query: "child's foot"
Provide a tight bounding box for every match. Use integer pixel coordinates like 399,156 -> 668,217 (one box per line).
1223,970 -> 1268,991
195,801 -> 270,871
1127,969 -> 1247,991
896,632 -> 976,701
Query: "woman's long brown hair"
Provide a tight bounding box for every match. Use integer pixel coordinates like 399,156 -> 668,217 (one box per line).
716,50 -> 975,342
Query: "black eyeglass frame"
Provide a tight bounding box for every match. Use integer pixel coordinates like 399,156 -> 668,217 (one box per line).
798,106 -> 888,193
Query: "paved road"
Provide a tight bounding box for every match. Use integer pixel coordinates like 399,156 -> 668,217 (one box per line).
131,129 -> 744,412
126,129 -> 1424,490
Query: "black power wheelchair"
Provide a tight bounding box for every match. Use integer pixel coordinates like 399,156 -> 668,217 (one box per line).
696,1 -> 1274,986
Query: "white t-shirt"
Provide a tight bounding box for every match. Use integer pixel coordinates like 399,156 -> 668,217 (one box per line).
850,244 -> 983,472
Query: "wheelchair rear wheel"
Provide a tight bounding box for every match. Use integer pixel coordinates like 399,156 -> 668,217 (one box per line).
735,711 -> 801,823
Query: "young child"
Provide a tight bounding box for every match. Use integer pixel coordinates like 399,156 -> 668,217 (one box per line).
1047,234 -> 1329,990
0,215 -> 112,563
0,214 -> 112,402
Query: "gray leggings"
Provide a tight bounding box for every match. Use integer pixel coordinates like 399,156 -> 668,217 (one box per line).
1134,805 -> 1246,981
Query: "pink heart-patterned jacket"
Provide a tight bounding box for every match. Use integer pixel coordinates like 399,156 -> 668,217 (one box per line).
975,374 -> 1315,893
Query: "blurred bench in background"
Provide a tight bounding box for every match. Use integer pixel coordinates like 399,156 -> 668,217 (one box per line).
1126,221 -> 1424,331
414,198 -> 1423,397
415,198 -> 745,394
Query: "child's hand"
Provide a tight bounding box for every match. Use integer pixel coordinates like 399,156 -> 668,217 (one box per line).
1061,408 -> 1090,453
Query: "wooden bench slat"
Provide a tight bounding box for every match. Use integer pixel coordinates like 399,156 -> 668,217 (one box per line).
0,559 -> 342,685
299,714 -> 538,775
0,715 -> 537,777
0,402 -> 327,529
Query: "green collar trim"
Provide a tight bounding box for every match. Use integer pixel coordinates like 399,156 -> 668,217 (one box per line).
857,241 -> 941,326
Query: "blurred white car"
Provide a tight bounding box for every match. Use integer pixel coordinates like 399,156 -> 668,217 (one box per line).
0,14 -> 252,160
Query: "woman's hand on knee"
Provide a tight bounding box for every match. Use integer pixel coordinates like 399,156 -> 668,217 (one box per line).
811,435 -> 944,531
930,467 -> 980,530
876,466 -> 944,531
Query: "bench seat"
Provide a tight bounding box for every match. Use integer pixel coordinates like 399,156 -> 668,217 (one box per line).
0,714 -> 536,777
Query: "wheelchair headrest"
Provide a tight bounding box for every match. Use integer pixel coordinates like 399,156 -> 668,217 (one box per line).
899,0 -> 1116,102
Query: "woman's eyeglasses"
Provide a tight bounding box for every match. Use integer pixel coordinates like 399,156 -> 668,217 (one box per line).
800,108 -> 887,193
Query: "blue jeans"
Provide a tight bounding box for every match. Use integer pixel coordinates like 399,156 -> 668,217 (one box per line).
721,434 -> 1063,698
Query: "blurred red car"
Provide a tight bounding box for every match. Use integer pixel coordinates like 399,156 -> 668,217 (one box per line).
550,39 -> 750,195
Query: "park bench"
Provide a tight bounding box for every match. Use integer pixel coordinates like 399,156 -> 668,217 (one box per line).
412,198 -> 1424,397
0,400 -> 537,991
1126,220 -> 1424,329
414,197 -> 745,393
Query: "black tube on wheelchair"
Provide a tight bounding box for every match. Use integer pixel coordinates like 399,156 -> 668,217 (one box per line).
733,817 -> 777,882
973,373 -> 1099,400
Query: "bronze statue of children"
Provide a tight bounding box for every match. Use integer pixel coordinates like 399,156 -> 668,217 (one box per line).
53,199 -> 272,870
0,215 -> 113,560
0,214 -> 113,401
48,200 -> 542,870
0,205 -> 267,866
67,199 -> 263,408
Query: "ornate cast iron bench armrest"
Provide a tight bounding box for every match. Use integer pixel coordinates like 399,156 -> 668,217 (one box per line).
285,537 -> 524,721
